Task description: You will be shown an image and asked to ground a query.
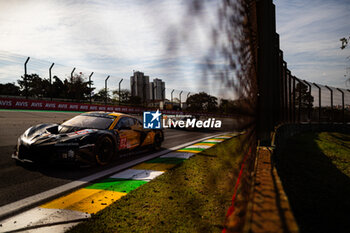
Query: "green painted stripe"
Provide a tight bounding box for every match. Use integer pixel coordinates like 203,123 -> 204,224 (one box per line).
180,147 -> 205,152
85,178 -> 147,193
144,157 -> 186,164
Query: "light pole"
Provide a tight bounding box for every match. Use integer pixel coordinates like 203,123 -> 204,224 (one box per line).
24,57 -> 30,99
105,75 -> 110,105
119,78 -> 123,106
49,63 -> 54,101
88,72 -> 93,104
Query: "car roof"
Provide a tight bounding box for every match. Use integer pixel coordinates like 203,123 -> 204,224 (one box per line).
83,111 -> 134,118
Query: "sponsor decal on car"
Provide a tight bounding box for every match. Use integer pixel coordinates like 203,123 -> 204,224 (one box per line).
119,137 -> 127,149
67,129 -> 96,137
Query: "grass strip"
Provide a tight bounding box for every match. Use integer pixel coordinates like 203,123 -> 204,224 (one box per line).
275,132 -> 350,233
68,135 -> 245,233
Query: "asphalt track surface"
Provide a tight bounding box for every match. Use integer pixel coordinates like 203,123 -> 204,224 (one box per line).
0,110 -> 238,209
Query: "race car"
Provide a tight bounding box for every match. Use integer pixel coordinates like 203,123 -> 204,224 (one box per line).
12,112 -> 164,165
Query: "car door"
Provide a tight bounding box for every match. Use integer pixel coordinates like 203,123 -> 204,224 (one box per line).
114,117 -> 141,150
135,118 -> 154,146
126,117 -> 141,149
114,117 -> 132,150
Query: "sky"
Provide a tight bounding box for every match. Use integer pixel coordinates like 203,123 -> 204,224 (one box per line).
0,0 -> 349,100
275,0 -> 350,88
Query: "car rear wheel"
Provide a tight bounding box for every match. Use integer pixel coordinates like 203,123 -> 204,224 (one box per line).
95,136 -> 114,165
153,133 -> 162,151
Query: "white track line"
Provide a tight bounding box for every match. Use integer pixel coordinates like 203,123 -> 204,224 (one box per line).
109,169 -> 164,181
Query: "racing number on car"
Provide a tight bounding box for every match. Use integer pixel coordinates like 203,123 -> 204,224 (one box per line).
119,137 -> 127,149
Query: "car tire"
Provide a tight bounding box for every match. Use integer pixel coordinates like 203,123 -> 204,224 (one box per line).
95,136 -> 114,165
153,133 -> 162,151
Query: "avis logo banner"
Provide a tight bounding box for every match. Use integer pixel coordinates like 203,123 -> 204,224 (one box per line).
143,110 -> 162,129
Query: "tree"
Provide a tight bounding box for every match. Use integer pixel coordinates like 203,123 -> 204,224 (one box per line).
340,36 -> 350,84
0,83 -> 21,96
17,73 -> 50,98
64,72 -> 94,101
129,96 -> 142,106
340,36 -> 349,50
186,92 -> 218,112
93,88 -> 109,102
295,82 -> 314,108
51,76 -> 67,99
112,89 -> 131,103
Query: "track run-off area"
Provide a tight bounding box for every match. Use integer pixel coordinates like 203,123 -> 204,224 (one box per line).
0,110 -> 242,232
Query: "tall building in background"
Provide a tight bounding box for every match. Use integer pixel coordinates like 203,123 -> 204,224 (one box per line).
130,71 -> 150,102
150,78 -> 165,100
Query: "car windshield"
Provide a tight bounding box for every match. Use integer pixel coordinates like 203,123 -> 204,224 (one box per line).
62,115 -> 115,129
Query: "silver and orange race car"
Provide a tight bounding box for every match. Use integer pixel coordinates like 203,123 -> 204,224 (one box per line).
12,112 -> 164,165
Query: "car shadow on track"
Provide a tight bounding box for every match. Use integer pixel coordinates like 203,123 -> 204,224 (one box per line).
14,147 -> 166,180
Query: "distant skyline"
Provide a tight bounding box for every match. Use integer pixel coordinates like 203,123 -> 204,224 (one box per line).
0,0 -> 349,100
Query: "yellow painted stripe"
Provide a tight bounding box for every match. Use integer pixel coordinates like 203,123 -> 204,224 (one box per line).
131,163 -> 176,171
203,139 -> 225,142
192,143 -> 215,147
41,188 -> 126,214
177,149 -> 202,153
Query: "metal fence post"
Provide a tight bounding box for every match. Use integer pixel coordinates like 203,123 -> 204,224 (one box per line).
283,62 -> 288,121
70,68 -> 76,101
294,77 -> 302,122
24,57 -> 30,99
325,86 -> 333,123
119,78 -> 123,106
88,72 -> 93,104
49,63 -> 54,101
287,70 -> 292,122
292,76 -> 296,122
303,80 -> 312,123
336,88 -> 345,124
171,89 -> 174,103
179,91 -> 183,108
105,75 -> 110,105
313,83 -> 321,123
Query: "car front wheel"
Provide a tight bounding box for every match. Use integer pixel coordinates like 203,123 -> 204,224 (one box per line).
95,136 -> 114,165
